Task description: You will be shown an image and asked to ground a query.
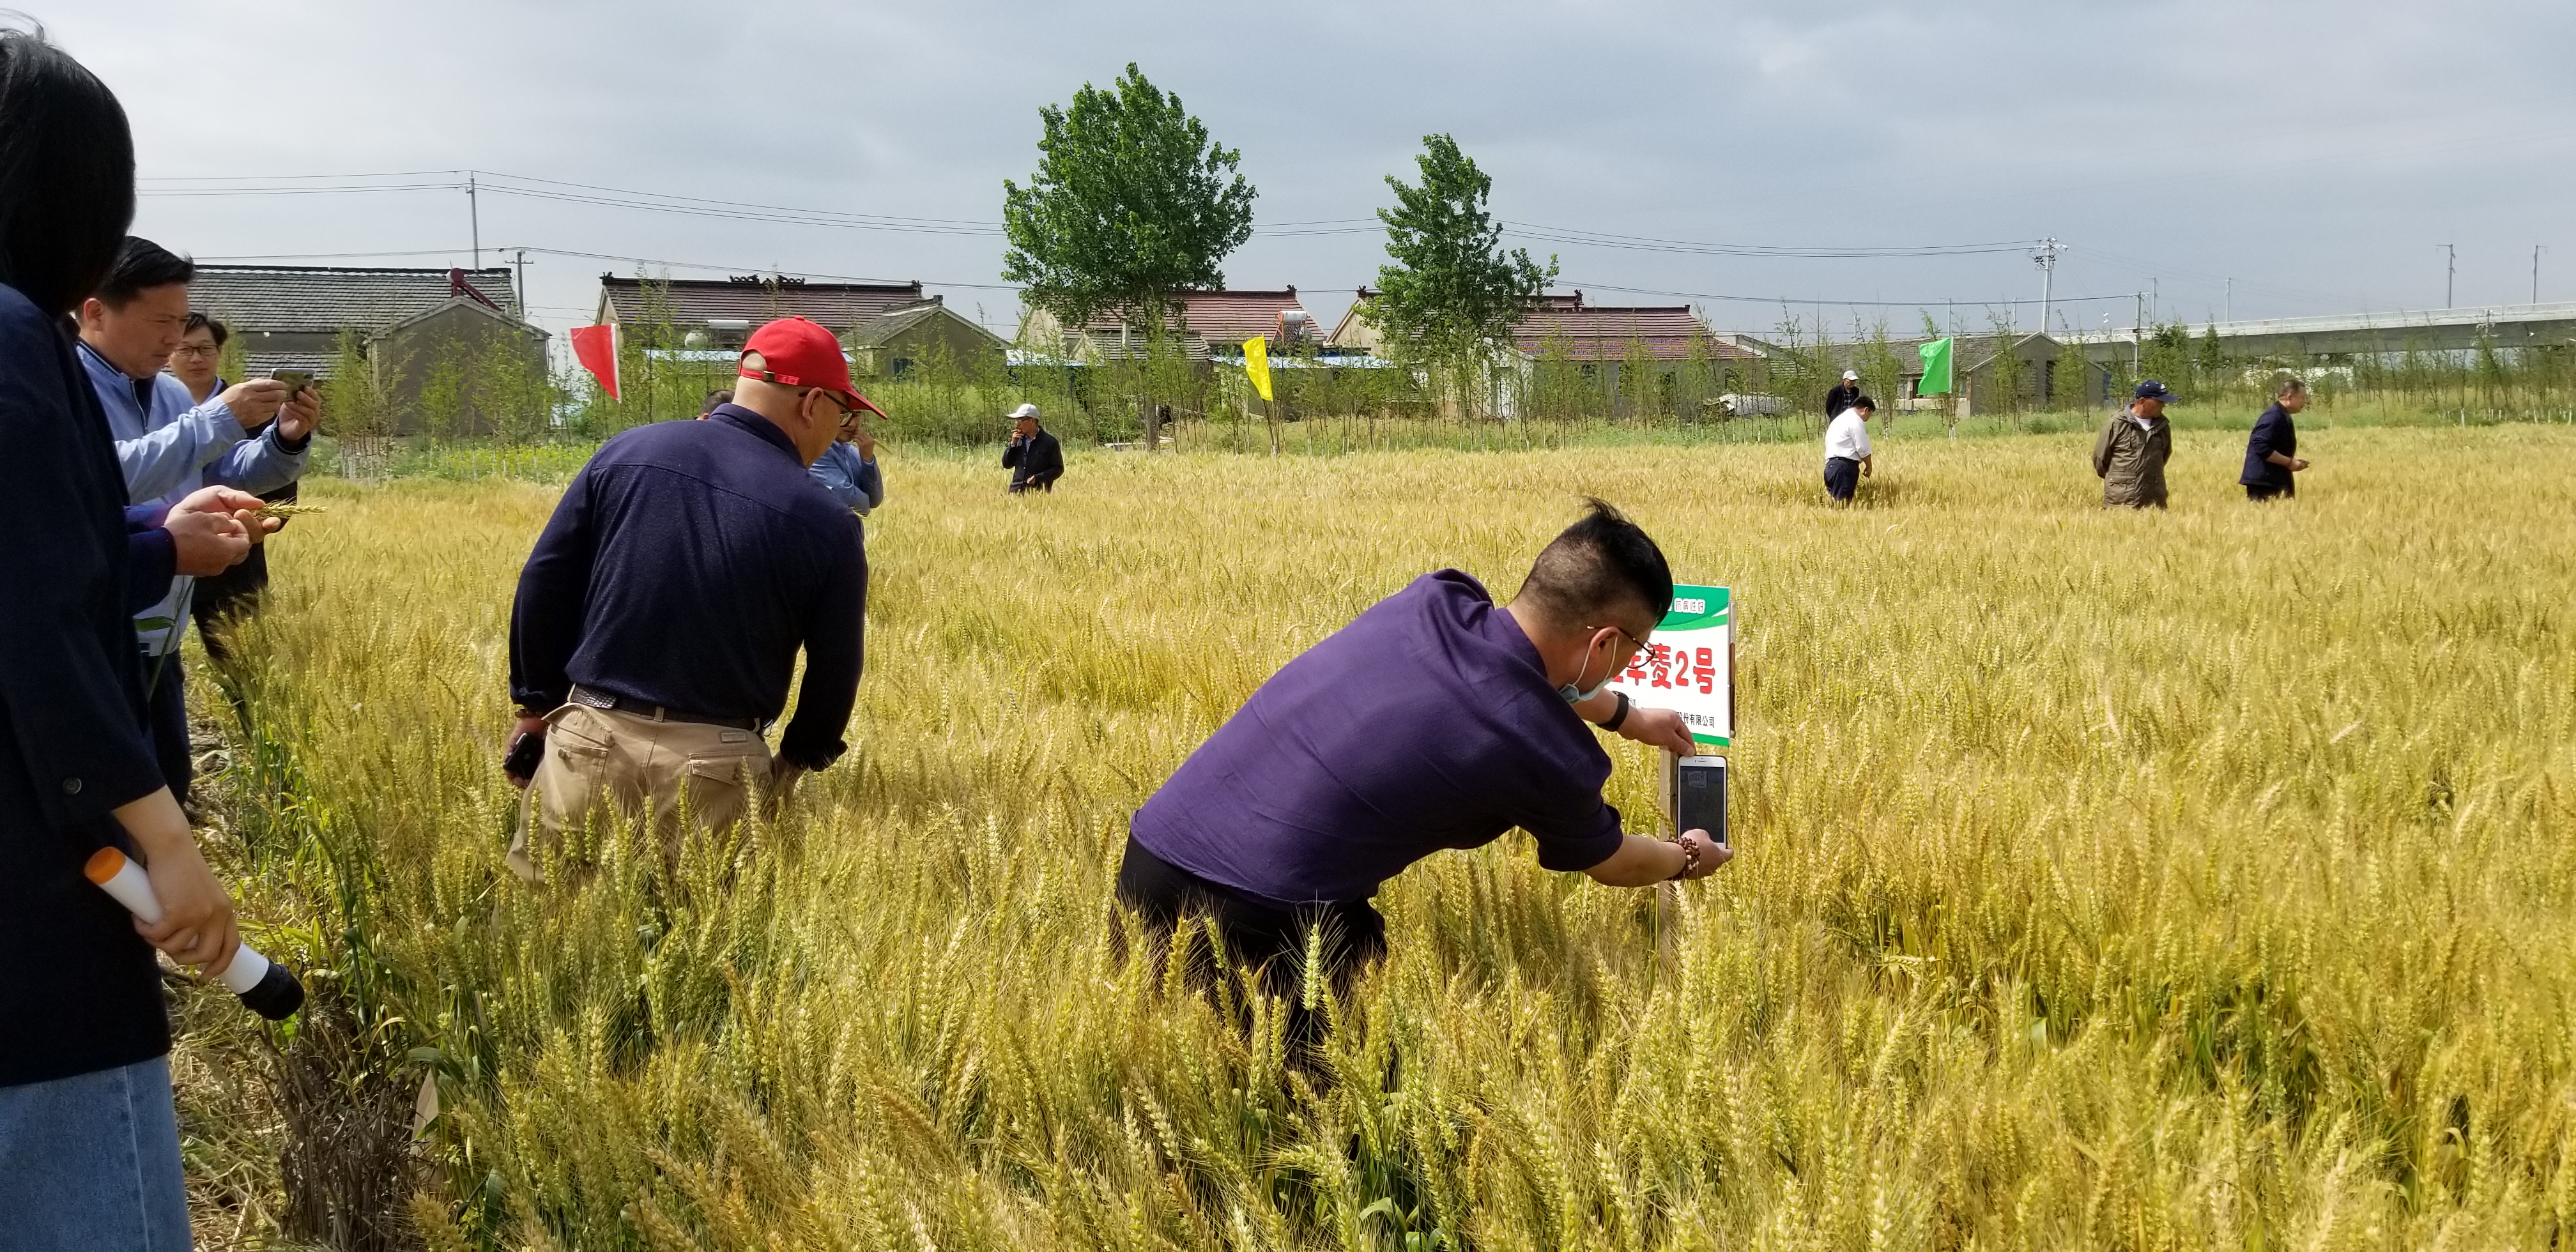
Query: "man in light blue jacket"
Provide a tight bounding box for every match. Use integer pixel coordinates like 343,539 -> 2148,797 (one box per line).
808,392 -> 885,515
77,238 -> 316,796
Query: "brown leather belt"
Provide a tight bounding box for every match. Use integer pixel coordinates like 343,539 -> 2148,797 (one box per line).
567,685 -> 762,733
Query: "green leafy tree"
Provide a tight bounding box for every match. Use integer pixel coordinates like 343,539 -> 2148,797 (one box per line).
2052,332 -> 2094,411
1982,311 -> 2026,416
322,328 -> 386,442
1002,64 -> 1255,336
1363,135 -> 1556,420
2195,324 -> 2229,393
1855,319 -> 1905,420
2141,323 -> 2194,392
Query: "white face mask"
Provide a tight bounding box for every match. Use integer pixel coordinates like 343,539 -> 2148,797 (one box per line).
1558,629 -> 1621,704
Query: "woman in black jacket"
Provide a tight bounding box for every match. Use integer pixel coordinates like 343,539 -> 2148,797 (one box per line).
0,26 -> 254,1249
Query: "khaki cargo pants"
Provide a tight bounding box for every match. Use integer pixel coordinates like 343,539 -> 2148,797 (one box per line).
507,702 -> 772,884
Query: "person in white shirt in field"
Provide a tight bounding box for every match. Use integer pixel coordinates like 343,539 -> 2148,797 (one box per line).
1823,395 -> 1874,504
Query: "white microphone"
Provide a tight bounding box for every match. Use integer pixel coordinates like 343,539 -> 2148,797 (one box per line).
85,846 -> 304,1021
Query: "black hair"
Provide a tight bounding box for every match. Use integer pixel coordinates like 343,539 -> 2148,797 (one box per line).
701,388 -> 733,414
1515,497 -> 1675,629
183,310 -> 227,347
95,236 -> 192,309
0,26 -> 134,317
1851,395 -> 1876,411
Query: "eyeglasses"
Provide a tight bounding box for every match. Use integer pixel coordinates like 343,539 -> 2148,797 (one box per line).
1588,623 -> 1654,654
170,344 -> 219,358
787,386 -> 855,418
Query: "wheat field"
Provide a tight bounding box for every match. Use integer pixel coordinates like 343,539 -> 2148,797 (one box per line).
182,422 -> 2576,1251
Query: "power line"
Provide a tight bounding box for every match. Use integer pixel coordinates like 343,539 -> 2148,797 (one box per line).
140,182 -> 466,197
1504,222 -> 2041,259
189,243 -> 2152,312
139,168 -> 2062,257
1563,279 -> 2137,308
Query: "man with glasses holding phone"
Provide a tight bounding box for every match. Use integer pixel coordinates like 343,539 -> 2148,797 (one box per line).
1116,498 -> 1728,1053
808,391 -> 887,515
78,239 -> 315,799
164,312 -> 299,669
503,317 -> 870,882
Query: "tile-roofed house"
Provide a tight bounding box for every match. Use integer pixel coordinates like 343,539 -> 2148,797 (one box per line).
1511,293 -> 1758,363
595,274 -> 926,348
845,295 -> 1008,380
1814,332 -> 2108,415
187,264 -> 545,436
1510,293 -> 1764,418
1331,289 -> 1759,362
1022,287 -> 1320,363
192,264 -> 520,333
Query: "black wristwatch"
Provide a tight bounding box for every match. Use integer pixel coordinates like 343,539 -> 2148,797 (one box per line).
1597,690 -> 1631,733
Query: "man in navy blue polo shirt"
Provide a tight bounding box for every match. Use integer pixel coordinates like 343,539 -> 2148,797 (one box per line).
504,316 -> 870,882
1118,500 -> 1729,1044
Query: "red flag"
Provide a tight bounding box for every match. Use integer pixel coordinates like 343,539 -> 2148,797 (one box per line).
569,323 -> 620,400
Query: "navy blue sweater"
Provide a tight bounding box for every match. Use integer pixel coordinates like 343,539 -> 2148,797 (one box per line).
509,406 -> 866,770
2241,402 -> 2297,489
0,286 -> 173,1087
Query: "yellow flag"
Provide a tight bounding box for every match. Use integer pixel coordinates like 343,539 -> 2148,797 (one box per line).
1242,337 -> 1275,402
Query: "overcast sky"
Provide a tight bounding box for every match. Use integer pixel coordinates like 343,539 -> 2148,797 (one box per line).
50,0 -> 2576,349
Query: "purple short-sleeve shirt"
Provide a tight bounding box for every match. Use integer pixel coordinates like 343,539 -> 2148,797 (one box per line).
1130,570 -> 1628,906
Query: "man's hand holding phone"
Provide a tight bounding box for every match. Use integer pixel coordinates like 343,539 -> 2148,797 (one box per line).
270,371 -> 321,443
502,712 -> 548,789
1676,828 -> 1731,878
218,378 -> 289,430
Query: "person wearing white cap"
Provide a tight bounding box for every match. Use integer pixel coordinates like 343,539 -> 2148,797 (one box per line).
1003,402 -> 1064,494
1823,369 -> 1863,422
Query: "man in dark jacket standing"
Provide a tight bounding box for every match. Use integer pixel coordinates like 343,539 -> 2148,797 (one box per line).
1823,369 -> 1862,422
2240,377 -> 2310,501
505,316 -> 868,882
2094,379 -> 2177,508
1003,402 -> 1063,493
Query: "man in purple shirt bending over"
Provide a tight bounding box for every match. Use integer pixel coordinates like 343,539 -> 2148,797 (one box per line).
1119,499 -> 1729,1046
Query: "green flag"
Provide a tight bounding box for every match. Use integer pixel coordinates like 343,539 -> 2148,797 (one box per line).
1917,337 -> 1954,395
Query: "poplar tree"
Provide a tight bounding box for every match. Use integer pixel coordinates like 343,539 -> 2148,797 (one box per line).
1363,135 -> 1556,416
1002,65 -> 1255,337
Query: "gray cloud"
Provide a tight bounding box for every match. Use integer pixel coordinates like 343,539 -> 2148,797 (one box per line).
52,0 -> 2576,345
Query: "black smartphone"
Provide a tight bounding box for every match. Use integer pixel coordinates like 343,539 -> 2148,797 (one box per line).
271,369 -> 313,399
502,731 -> 545,779
1668,754 -> 1728,850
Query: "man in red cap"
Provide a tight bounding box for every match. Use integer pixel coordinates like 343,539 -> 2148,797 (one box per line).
501,316 -> 873,881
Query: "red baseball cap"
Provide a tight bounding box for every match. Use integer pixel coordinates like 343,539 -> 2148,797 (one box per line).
739,317 -> 887,418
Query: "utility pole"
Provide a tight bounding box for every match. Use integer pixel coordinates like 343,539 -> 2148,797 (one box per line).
2031,238 -> 2063,340
2442,242 -> 2455,308
466,171 -> 480,269
511,248 -> 529,317
2132,292 -> 2144,376
2536,245 -> 2547,305
2225,277 -> 2233,323
2150,278 -> 2159,325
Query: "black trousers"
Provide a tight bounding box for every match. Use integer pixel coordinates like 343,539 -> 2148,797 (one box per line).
144,651 -> 190,798
1823,455 -> 1861,501
2245,480 -> 2294,501
190,544 -> 270,667
1113,834 -> 1385,1055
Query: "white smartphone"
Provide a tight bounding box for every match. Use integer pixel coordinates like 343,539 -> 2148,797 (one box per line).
1664,754 -> 1729,850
